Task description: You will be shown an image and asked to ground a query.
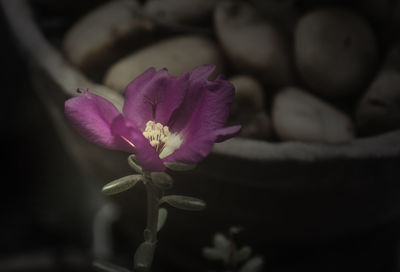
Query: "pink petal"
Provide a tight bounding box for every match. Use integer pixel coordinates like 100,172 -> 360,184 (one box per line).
215,125 -> 242,142
123,68 -> 190,130
64,89 -> 130,151
111,115 -> 165,171
164,68 -> 238,163
190,64 -> 216,83
167,65 -> 217,132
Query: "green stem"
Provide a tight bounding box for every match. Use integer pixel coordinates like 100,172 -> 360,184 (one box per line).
145,182 -> 159,243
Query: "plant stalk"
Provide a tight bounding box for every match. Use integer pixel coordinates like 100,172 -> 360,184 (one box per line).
145,182 -> 159,243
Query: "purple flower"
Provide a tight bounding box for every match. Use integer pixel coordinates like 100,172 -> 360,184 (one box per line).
65,64 -> 241,171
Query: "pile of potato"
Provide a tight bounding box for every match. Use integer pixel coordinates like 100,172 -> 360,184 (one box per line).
61,0 -> 400,144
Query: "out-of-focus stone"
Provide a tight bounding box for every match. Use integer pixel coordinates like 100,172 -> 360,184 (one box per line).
144,0 -> 218,24
228,75 -> 272,140
294,8 -> 378,98
272,87 -> 355,143
230,75 -> 265,117
360,0 -> 399,43
31,0 -> 107,13
239,112 -> 273,140
383,43 -> 400,71
361,0 -> 393,26
393,2 -> 400,41
214,0 -> 293,88
63,0 -> 154,79
248,0 -> 301,34
356,43 -> 400,136
103,35 -> 224,93
356,71 -> 400,136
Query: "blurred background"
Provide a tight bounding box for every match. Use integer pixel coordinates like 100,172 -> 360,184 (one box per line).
0,9 -> 96,271
1,0 -> 400,271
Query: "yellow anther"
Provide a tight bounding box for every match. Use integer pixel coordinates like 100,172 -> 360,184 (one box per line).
155,123 -> 163,130
150,140 -> 159,147
163,126 -> 170,135
143,120 -> 173,153
142,120 -> 183,159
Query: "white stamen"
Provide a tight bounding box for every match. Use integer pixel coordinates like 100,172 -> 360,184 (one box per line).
159,133 -> 183,159
142,120 -> 183,158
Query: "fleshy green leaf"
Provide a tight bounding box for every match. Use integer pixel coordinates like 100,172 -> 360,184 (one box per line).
164,162 -> 196,171
203,247 -> 223,261
213,233 -> 231,251
239,256 -> 264,272
157,208 -> 168,232
133,241 -> 156,272
229,226 -> 243,235
101,175 -> 142,195
128,154 -> 143,174
93,260 -> 131,272
151,172 -> 174,190
234,246 -> 252,264
160,195 -> 206,211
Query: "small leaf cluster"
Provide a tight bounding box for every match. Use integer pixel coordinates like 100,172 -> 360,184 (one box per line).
203,228 -> 264,272
98,155 -> 207,272
102,155 -> 206,212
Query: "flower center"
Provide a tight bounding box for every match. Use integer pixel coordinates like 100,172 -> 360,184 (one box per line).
142,120 -> 182,159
